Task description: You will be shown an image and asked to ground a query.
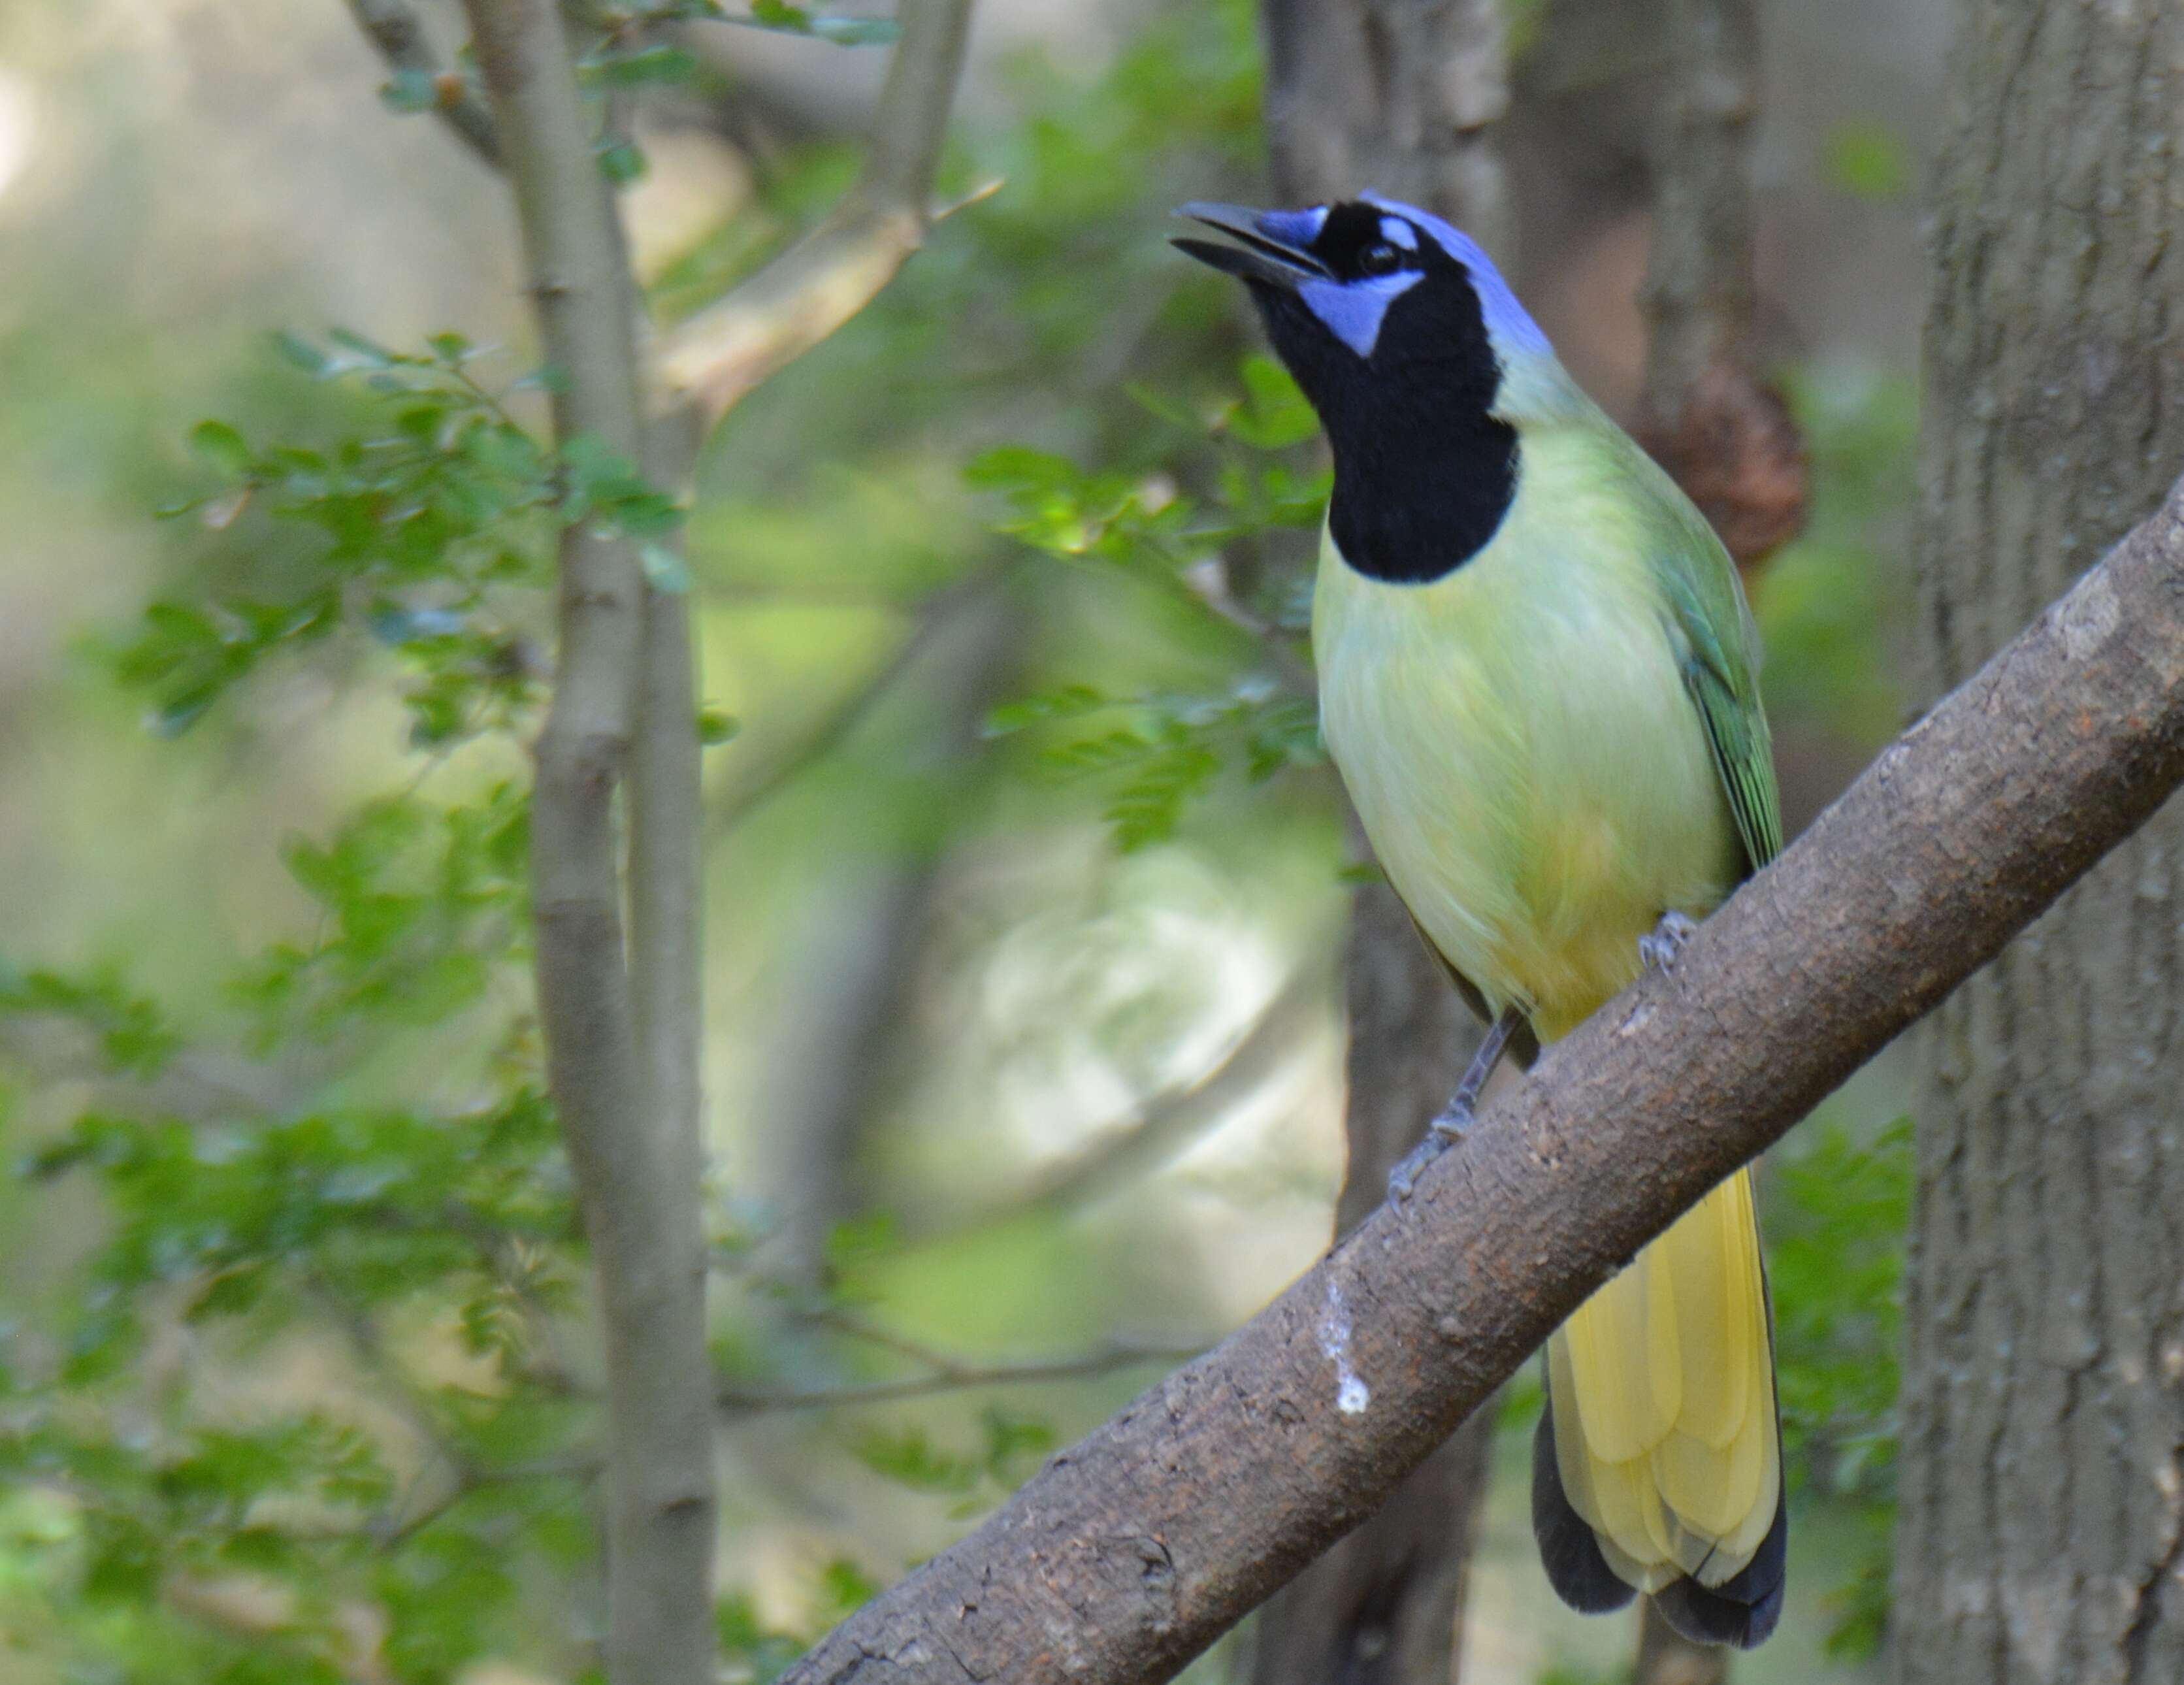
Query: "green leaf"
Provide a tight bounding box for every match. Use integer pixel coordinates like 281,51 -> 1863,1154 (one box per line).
585,44 -> 700,86
596,139 -> 648,186
274,331 -> 331,375
697,708 -> 741,745
188,420 -> 253,478
984,685 -> 1111,736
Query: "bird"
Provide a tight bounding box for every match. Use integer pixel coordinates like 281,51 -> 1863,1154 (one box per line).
1173,196 -> 1787,1648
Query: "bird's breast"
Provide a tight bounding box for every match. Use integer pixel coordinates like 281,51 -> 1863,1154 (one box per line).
1313,518 -> 1740,1039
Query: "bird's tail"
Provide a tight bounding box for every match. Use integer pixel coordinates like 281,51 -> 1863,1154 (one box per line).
1531,1168 -> 1787,1648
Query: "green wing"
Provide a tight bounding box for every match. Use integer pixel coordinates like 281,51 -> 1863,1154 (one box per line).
1639,457 -> 1784,876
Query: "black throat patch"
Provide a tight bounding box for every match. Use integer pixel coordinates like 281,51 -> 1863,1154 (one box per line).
1247,217 -> 1518,585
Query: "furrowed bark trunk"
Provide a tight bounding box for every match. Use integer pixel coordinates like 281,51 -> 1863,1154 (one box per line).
461,7 -> 716,1684
1898,4 -> 2184,1682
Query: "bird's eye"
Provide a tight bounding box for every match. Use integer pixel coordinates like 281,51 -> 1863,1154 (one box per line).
1356,244 -> 1405,277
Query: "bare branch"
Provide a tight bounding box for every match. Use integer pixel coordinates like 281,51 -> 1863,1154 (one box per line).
719,1342 -> 1208,1415
344,0 -> 504,166
656,0 -> 979,428
772,473 -> 2184,1682
459,5 -> 714,1684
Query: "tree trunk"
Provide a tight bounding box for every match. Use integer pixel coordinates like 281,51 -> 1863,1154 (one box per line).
1899,5 -> 2184,1682
1259,0 -> 1511,256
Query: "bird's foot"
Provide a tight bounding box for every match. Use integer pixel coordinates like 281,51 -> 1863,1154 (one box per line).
1386,1096 -> 1476,1204
1638,909 -> 1699,973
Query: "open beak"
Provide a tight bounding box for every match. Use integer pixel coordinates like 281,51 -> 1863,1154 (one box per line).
1170,202 -> 1332,291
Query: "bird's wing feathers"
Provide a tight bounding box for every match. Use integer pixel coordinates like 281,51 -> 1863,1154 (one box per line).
1638,455 -> 1784,876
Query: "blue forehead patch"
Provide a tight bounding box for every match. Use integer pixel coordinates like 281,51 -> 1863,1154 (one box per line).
1378,216 -> 1418,251
1361,192 -> 1550,357
1254,205 -> 1329,250
1299,270 -> 1426,359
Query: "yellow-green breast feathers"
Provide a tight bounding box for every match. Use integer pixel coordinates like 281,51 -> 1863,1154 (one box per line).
1314,412 -> 1755,1037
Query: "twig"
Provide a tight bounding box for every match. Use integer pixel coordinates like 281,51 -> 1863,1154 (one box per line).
344,0 -> 504,167
771,471 -> 2184,1680
719,1342 -> 1207,1414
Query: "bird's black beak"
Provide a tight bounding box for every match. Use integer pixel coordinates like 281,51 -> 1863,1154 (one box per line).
1170,202 -> 1332,291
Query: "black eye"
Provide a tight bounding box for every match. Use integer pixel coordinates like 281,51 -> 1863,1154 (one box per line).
1356,244 -> 1404,276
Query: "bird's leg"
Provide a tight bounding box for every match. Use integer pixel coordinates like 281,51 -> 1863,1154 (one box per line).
1387,1005 -> 1526,1203
1638,908 -> 1699,973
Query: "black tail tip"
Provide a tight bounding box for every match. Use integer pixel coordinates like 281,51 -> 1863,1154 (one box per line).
1644,1480 -> 1789,1650
1531,1399 -> 1638,1614
1532,1394 -> 1789,1649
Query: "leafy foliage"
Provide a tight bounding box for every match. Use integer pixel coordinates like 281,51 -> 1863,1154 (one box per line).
1768,1117 -> 1913,1658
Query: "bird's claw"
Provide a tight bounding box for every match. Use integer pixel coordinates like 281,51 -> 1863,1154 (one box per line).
1386,1099 -> 1475,1205
1638,909 -> 1699,973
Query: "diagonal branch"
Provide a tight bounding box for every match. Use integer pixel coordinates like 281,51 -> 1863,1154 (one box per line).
773,472 -> 2184,1684
655,0 -> 979,429
345,0 -> 504,166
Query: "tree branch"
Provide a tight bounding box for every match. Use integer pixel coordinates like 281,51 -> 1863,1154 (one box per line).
655,0 -> 979,429
719,1342 -> 1208,1415
774,474 -> 2184,1683
344,0 -> 504,166
459,6 -> 715,1684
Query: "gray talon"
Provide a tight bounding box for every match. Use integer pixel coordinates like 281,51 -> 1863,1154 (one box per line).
1386,1100 -> 1475,1205
1639,909 -> 1699,972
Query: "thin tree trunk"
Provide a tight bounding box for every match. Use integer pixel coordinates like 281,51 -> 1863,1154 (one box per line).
460,7 -> 717,1684
1899,5 -> 2184,1683
1631,0 -> 1802,576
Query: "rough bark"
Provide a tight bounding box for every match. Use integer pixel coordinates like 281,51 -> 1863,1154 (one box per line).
1631,0 -> 1804,572
775,461 -> 2184,1683
459,5 -> 717,1684
1897,5 -> 2184,1684
1259,0 -> 1512,259
1248,883 -> 1492,1685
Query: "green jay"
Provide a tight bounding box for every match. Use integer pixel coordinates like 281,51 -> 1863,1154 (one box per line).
1174,196 -> 1787,1648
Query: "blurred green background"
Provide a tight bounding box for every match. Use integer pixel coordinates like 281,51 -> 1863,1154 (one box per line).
0,1 -> 1935,1680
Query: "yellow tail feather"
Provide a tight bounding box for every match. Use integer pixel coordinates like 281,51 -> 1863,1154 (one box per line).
1546,1170 -> 1779,1592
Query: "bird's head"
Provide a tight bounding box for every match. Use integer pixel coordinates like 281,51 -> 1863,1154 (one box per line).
1171,196 -> 1551,434
1173,196 -> 1559,582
